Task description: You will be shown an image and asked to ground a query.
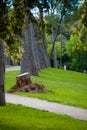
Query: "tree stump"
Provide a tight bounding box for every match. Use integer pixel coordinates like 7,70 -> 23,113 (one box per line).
16,72 -> 31,88
11,72 -> 45,93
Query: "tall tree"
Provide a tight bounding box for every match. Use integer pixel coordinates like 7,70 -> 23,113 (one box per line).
37,0 -> 50,68
66,0 -> 87,72
0,41 -> 5,106
0,0 -> 25,105
45,0 -> 80,68
0,0 -> 8,106
21,15 -> 39,75
21,0 -> 50,75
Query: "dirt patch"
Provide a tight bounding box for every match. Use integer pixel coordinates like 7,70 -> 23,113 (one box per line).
11,82 -> 44,93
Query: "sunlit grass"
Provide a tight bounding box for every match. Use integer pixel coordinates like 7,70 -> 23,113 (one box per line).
5,71 -> 20,91
5,68 -> 87,109
0,103 -> 87,130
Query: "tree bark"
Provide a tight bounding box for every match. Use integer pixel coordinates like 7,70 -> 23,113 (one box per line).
39,7 -> 50,68
30,24 -> 41,71
21,9 -> 50,75
21,15 -> 39,76
50,24 -> 60,59
51,27 -> 58,68
0,40 -> 5,106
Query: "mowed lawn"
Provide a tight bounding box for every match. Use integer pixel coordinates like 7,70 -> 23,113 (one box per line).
5,68 -> 87,109
0,103 -> 87,130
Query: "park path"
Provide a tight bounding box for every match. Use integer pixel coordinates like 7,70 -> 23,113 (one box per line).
6,66 -> 20,71
6,93 -> 87,121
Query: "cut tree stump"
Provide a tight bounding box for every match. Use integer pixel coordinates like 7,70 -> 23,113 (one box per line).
16,72 -> 31,87
11,72 -> 44,93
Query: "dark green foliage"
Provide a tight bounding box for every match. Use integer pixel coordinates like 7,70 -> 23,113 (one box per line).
0,0 -> 9,39
66,26 -> 87,72
55,0 -> 80,22
80,0 -> 87,27
36,0 -> 49,10
10,0 -> 25,36
4,34 -> 24,63
65,0 -> 87,72
70,56 -> 87,72
61,0 -> 80,15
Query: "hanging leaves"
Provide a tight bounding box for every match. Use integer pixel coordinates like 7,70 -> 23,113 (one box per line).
4,34 -> 24,62
0,0 -> 9,39
80,0 -> 87,27
9,0 -> 25,36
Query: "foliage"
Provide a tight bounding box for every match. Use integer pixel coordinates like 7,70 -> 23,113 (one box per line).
0,0 -> 25,63
47,41 -> 65,58
66,21 -> 87,72
46,33 -> 52,44
56,0 -> 80,21
46,33 -> 67,67
44,0 -> 81,66
10,0 -> 25,36
66,34 -> 79,56
4,34 -> 24,63
1,0 -> 86,68
5,68 -> 87,109
0,0 -> 9,39
5,42 -> 24,63
80,0 -> 87,27
65,0 -> 87,72
45,14 -> 60,34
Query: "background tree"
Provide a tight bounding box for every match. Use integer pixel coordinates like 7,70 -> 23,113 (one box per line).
65,0 -> 87,72
66,25 -> 87,72
45,0 -> 81,68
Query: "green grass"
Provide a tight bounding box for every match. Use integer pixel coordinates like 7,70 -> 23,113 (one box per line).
0,103 -> 87,130
5,71 -> 20,91
5,68 -> 87,109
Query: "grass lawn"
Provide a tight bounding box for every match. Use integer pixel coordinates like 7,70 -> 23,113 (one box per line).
5,68 -> 87,109
0,103 -> 87,130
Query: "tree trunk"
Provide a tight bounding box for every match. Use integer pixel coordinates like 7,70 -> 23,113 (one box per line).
21,10 -> 50,75
51,27 -> 57,68
39,8 -> 50,68
0,41 -> 5,106
30,24 -> 41,71
21,15 -> 39,76
53,47 -> 57,68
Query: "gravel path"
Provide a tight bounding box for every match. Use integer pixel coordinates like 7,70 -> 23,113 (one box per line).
6,66 -> 20,71
6,93 -> 87,121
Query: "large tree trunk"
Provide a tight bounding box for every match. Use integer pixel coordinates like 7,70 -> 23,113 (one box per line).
30,24 -> 41,71
21,15 -> 39,76
21,14 -> 50,75
21,9 -> 50,75
37,45 -> 49,69
0,41 -> 5,106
